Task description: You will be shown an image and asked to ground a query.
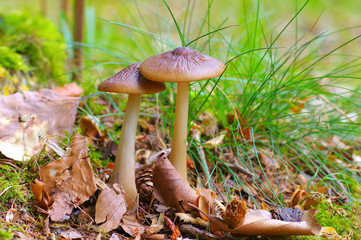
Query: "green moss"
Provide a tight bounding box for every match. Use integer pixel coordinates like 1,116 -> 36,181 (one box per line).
314,200 -> 361,239
0,165 -> 28,211
88,144 -> 113,168
0,12 -> 66,85
0,227 -> 14,240
0,46 -> 29,72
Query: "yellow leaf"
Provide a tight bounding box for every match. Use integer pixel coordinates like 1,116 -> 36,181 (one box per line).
19,85 -> 29,91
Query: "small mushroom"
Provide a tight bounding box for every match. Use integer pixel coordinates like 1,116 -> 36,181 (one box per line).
140,47 -> 225,179
98,62 -> 165,211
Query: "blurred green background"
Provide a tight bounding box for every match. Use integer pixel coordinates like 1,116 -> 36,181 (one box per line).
2,0 -> 360,83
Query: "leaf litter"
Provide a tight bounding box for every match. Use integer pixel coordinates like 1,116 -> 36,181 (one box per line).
1,87 -> 359,239
38,133 -> 97,221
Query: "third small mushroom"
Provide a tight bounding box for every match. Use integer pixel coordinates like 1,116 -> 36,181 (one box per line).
140,47 -> 225,179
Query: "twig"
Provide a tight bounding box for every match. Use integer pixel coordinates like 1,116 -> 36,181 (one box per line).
180,224 -> 224,240
223,162 -> 255,179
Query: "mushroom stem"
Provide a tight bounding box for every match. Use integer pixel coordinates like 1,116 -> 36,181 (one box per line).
109,93 -> 141,212
169,82 -> 189,179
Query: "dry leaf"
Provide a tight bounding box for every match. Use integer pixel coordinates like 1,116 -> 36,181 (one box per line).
153,153 -> 198,212
120,214 -> 145,239
39,133 -> 97,221
175,213 -> 209,227
196,189 -> 216,221
210,209 -> 322,236
52,82 -> 84,97
5,205 -> 19,223
198,111 -> 218,136
226,110 -> 251,140
30,179 -> 51,210
60,230 -> 83,239
0,89 -> 80,160
95,184 -> 127,232
258,149 -> 280,169
144,212 -> 164,235
204,132 -> 226,148
289,187 -> 306,208
222,199 -> 247,228
80,116 -> 106,146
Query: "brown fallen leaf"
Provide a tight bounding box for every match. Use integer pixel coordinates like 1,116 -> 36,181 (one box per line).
144,212 -> 164,235
175,213 -> 208,227
120,214 -> 145,239
153,153 -> 198,212
52,82 -> 84,97
289,187 -> 306,208
258,149 -> 280,169
79,116 -> 107,146
29,179 -> 51,210
204,132 -> 226,148
0,89 -> 80,161
5,204 -> 19,223
210,209 -> 322,236
95,184 -> 127,232
39,133 -> 97,221
196,189 -> 216,221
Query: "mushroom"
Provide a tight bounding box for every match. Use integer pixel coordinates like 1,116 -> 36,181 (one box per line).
98,62 -> 165,211
140,47 -> 225,179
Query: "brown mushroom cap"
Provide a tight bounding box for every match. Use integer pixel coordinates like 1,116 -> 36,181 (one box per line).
140,47 -> 225,83
98,62 -> 166,94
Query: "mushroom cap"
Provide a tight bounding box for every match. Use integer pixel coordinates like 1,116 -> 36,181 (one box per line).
140,47 -> 225,83
98,62 -> 166,94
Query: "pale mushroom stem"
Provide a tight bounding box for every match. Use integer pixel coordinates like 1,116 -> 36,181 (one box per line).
169,82 -> 189,179
109,93 -> 141,212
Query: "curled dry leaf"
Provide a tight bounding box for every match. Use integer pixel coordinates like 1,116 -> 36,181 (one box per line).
95,184 -> 127,232
5,204 -> 19,223
80,116 -> 107,146
152,153 -> 198,212
39,133 -> 97,221
289,187 -> 306,208
222,199 -> 247,228
0,89 -> 80,160
29,179 -> 51,210
210,209 -> 322,236
196,189 -> 216,221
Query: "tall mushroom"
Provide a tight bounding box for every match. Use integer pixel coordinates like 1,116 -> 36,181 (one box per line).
140,47 -> 225,179
98,62 -> 165,211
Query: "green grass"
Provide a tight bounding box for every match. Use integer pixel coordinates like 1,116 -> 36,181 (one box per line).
79,0 -> 361,236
